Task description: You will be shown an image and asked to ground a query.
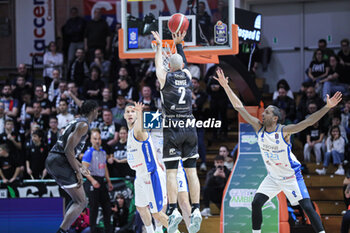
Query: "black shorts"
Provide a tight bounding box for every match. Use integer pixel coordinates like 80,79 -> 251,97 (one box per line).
45,152 -> 78,188
163,125 -> 199,162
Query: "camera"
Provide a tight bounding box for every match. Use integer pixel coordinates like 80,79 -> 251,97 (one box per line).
217,165 -> 223,170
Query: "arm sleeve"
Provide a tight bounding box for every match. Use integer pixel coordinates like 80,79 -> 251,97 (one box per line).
176,44 -> 188,69
82,148 -> 93,163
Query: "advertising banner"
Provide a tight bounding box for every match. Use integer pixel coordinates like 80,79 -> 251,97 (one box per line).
15,0 -> 55,66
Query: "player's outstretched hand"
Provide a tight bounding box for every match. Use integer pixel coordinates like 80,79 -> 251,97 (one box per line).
214,68 -> 229,87
134,102 -> 144,113
151,31 -> 162,45
172,31 -> 186,45
326,91 -> 342,109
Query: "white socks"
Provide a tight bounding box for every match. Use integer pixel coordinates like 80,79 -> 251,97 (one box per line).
253,230 -> 261,233
155,224 -> 163,232
145,224 -> 155,233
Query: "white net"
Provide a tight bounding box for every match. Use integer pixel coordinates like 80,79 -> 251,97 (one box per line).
151,41 -> 175,72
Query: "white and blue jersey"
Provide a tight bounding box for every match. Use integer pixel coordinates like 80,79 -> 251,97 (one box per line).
126,128 -> 167,213
256,124 -> 309,205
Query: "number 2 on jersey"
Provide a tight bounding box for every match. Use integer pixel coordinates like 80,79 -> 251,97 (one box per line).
178,87 -> 186,104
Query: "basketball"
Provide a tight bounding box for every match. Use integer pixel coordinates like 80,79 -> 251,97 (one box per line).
168,13 -> 189,34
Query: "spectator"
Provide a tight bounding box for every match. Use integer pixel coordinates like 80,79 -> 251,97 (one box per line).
47,116 -> 59,150
212,0 -> 228,25
27,85 -> 51,116
111,94 -> 127,127
84,7 -> 111,63
68,208 -> 91,233
48,69 -> 63,102
1,84 -> 19,118
321,55 -> 348,100
68,48 -> 89,89
308,49 -> 330,82
11,76 -> 31,102
296,85 -> 324,122
0,102 -> 5,134
100,109 -> 121,151
316,125 -> 345,175
0,144 -> 21,183
303,121 -> 325,164
61,7 -> 86,64
196,1 -> 212,45
139,85 -> 156,111
338,39 -> 350,79
107,126 -> 134,178
200,155 -> 230,217
328,114 -> 348,143
57,99 -> 75,130
82,129 -> 113,233
66,82 -> 81,115
272,79 -> 294,101
272,87 -> 296,122
43,41 -> 63,88
101,88 -> 114,110
207,75 -> 228,139
17,90 -> 32,139
83,66 -> 105,101
16,63 -> 33,88
0,118 -> 22,151
318,39 -> 335,61
116,76 -> 139,103
25,129 -> 48,179
192,77 -> 208,171
52,80 -> 69,112
112,194 -> 130,233
90,49 -> 111,85
341,98 -> 350,133
219,145 -> 233,170
26,102 -> 49,131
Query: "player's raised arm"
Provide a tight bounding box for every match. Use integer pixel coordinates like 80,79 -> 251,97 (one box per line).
172,31 -> 188,69
151,31 -> 166,88
215,68 -> 262,132
133,102 -> 148,141
283,91 -> 342,135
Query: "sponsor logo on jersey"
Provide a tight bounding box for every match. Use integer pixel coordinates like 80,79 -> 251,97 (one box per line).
169,148 -> 176,155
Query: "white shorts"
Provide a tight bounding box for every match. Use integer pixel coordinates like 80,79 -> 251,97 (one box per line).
177,162 -> 189,193
135,169 -> 167,213
256,174 -> 310,206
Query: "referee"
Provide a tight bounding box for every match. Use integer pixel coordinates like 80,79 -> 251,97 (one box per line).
82,128 -> 113,233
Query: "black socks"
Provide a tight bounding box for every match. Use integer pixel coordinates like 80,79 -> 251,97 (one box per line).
167,203 -> 178,216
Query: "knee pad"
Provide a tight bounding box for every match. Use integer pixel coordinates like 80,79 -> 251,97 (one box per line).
165,160 -> 179,170
252,193 -> 269,209
182,158 -> 197,168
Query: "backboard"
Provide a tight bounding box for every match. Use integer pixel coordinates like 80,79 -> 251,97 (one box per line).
119,0 -> 238,62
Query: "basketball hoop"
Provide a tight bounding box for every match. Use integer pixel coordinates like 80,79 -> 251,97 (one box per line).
151,40 -> 184,72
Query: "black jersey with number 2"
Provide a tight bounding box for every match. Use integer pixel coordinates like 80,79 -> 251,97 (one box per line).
161,70 -> 193,118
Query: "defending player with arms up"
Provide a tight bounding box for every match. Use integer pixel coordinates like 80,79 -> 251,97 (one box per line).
215,68 -> 342,233
151,30 -> 202,233
124,102 -> 168,233
45,100 -> 98,233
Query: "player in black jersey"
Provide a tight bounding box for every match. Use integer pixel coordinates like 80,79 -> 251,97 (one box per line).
151,31 -> 202,233
45,100 -> 98,233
